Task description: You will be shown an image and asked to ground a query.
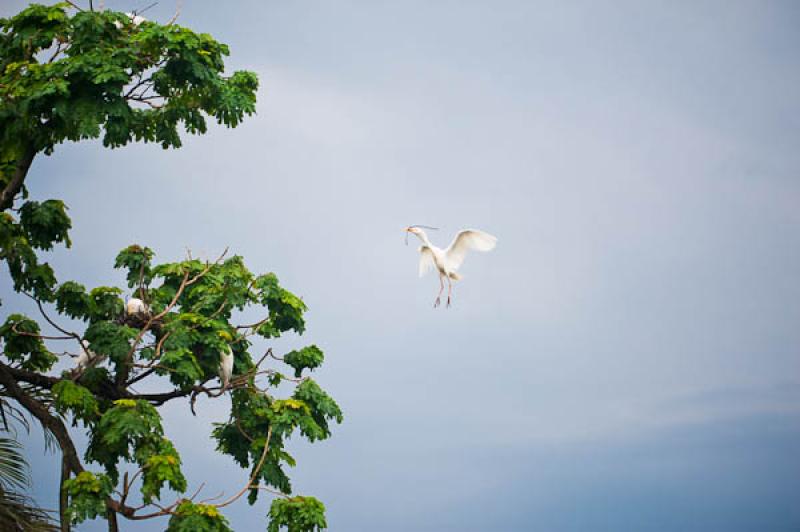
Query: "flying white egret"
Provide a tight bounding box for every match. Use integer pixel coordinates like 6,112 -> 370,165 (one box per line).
219,345 -> 234,389
406,225 -> 497,308
76,340 -> 104,371
126,297 -> 149,317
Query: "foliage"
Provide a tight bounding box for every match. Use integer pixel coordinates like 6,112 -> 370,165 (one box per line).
0,0 -> 258,303
52,380 -> 99,425
0,3 -> 258,155
0,437 -> 28,491
284,345 -> 324,378
267,496 -> 327,532
0,436 -> 58,531
0,314 -> 57,371
166,501 -> 233,532
62,471 -> 112,524
0,3 -> 340,531
10,243 -> 342,528
0,486 -> 59,531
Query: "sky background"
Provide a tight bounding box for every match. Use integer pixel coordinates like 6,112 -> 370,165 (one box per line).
2,0 -> 800,530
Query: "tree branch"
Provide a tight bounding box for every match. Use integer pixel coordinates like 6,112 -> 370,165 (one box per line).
0,143 -> 36,211
166,0 -> 183,25
1,363 -> 60,390
22,291 -> 84,346
0,364 -> 82,475
215,426 -> 273,508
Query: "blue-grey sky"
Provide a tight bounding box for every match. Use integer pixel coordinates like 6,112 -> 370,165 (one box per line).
2,1 -> 800,530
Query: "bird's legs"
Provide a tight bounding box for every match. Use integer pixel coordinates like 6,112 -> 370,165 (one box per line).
434,274 -> 444,307
446,276 -> 453,308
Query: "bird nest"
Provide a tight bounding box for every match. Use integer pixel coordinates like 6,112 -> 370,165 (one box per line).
116,313 -> 162,333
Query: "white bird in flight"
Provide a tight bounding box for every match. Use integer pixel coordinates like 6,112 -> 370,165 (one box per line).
405,225 -> 497,308
219,345 -> 234,389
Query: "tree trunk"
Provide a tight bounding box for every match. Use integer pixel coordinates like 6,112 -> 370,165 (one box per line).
107,507 -> 119,532
60,457 -> 71,532
0,143 -> 36,211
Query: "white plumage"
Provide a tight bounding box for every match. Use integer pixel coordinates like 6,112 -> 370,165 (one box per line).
219,345 -> 234,389
76,340 -> 104,371
113,13 -> 147,29
406,227 -> 497,307
126,297 -> 149,316
128,13 -> 147,26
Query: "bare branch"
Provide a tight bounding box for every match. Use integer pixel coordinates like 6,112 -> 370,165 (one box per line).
234,418 -> 253,443
215,426 -> 274,508
166,0 -> 183,25
47,41 -> 67,64
124,75 -> 151,98
21,291 -> 83,346
188,482 -> 206,502
10,323 -> 73,342
128,96 -> 164,109
63,1 -> 84,11
254,485 -> 290,499
236,316 -> 269,330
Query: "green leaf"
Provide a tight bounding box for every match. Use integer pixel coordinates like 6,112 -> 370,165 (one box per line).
158,347 -> 203,388
267,496 -> 327,532
140,439 -> 187,504
283,345 -> 324,378
87,286 -> 123,321
85,399 -> 165,483
18,200 -> 71,250
63,471 -> 113,524
55,281 -> 91,320
0,314 -> 57,371
83,321 -> 136,364
291,379 -> 343,442
114,244 -> 154,288
166,501 -> 232,532
52,380 -> 99,425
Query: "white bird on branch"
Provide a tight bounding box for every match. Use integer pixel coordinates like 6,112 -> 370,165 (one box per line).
113,12 -> 147,29
405,225 -> 497,308
126,297 -> 149,317
219,345 -> 234,390
76,340 -> 104,371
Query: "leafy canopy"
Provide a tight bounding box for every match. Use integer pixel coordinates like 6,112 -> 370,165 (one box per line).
0,4 -> 341,531
0,2 -> 258,156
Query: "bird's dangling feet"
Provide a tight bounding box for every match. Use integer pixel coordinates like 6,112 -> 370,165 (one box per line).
434,296 -> 441,308
446,296 -> 451,308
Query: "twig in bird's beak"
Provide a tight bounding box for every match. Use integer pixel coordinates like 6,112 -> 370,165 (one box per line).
404,225 -> 438,246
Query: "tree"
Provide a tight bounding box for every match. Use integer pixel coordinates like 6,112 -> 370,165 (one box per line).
0,3 -> 341,531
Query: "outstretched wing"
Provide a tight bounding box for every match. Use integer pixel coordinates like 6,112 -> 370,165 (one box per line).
444,229 -> 497,271
418,246 -> 436,277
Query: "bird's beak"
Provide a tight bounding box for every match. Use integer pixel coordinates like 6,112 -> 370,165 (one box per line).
404,227 -> 411,246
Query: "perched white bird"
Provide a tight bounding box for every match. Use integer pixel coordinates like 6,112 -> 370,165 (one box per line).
114,12 -> 147,29
219,345 -> 234,389
406,226 -> 497,308
126,297 -> 149,317
128,13 -> 147,26
76,340 -> 104,371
